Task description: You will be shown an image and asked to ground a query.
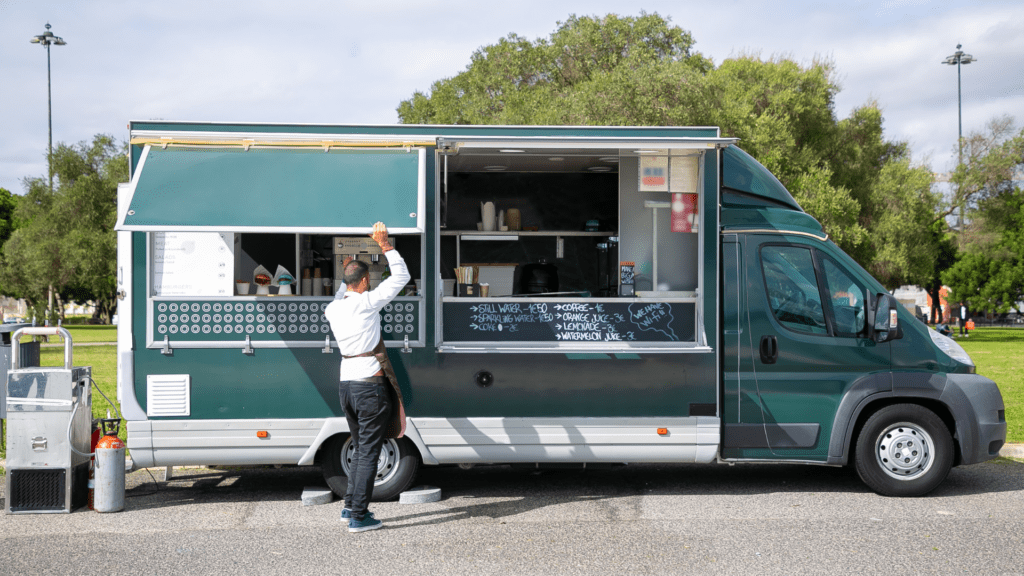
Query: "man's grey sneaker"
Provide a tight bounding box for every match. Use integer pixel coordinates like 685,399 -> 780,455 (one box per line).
349,516 -> 384,533
341,509 -> 374,520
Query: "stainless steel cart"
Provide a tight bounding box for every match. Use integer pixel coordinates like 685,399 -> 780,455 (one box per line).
5,327 -> 92,514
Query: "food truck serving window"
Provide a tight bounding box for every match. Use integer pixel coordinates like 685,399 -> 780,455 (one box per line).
117,145 -> 426,233
124,144 -> 427,351
434,136 -> 733,351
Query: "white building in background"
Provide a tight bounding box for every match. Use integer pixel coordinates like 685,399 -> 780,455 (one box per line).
64,301 -> 96,316
0,296 -> 96,322
893,285 -> 932,321
0,296 -> 28,321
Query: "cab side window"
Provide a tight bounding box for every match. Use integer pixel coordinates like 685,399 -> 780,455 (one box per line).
760,246 -> 827,335
822,257 -> 866,337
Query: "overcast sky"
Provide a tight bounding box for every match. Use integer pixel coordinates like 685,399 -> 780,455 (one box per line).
1,0 -> 1021,194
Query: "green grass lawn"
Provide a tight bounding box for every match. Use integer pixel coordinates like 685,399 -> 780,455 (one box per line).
42,324 -> 116,343
36,344 -> 121,422
956,327 -> 1024,444
40,345 -> 125,445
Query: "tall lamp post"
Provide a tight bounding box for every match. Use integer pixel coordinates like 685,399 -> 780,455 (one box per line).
941,44 -> 975,228
942,44 -> 975,334
30,23 -> 67,326
30,23 -> 67,194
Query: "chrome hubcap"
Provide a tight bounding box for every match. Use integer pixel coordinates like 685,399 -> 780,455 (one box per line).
875,422 -> 933,481
341,437 -> 400,486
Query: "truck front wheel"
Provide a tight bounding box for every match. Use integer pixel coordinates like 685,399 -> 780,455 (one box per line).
321,435 -> 420,501
854,404 -> 953,497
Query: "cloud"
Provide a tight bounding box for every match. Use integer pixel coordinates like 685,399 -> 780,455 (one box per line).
2,0 -> 1022,193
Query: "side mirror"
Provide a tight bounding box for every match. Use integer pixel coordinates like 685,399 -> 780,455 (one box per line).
872,293 -> 899,343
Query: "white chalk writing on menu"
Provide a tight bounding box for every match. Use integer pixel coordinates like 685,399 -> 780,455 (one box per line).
620,265 -> 635,285
628,302 -> 677,340
466,301 -> 680,342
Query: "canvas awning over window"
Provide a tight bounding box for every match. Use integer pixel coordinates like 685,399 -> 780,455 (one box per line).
116,145 -> 426,233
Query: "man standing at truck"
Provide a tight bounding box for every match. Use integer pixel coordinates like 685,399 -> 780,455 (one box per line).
325,222 -> 410,533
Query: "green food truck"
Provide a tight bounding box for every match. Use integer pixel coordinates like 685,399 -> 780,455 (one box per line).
115,122 -> 1005,498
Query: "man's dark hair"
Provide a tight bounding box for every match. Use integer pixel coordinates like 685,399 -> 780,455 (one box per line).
343,260 -> 369,286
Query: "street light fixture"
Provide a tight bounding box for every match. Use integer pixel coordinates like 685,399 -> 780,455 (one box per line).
942,44 -> 975,163
942,43 -> 976,334
30,23 -> 67,193
941,45 -> 975,223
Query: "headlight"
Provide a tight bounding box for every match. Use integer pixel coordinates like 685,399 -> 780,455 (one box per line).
928,328 -> 974,366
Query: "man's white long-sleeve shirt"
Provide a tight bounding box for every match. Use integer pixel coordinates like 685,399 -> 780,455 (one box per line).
324,249 -> 410,381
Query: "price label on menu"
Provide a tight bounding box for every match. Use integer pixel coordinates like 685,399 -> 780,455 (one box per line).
442,300 -> 695,343
152,232 -> 235,296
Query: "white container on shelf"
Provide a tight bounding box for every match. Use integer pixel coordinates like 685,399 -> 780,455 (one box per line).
481,202 -> 496,231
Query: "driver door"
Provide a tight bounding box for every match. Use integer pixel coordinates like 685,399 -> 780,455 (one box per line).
724,234 -> 890,461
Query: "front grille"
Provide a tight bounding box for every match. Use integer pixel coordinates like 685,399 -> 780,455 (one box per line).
8,469 -> 65,512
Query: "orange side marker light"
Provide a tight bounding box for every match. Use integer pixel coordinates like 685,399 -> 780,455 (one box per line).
657,428 -> 668,436
256,431 -> 269,438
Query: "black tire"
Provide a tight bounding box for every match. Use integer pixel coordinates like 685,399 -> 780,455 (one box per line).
854,404 -> 953,497
321,434 -> 420,501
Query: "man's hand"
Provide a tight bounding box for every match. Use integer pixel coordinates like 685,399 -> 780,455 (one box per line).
370,221 -> 393,252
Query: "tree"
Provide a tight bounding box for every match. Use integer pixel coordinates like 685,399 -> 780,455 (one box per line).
0,188 -> 19,247
700,56 -> 873,256
397,13 -> 711,126
947,116 -> 1022,238
397,13 -> 942,289
942,119 -> 1024,315
0,135 -> 127,322
0,187 -> 22,314
859,158 -> 940,287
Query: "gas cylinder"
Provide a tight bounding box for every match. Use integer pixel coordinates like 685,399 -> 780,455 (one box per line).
94,418 -> 125,513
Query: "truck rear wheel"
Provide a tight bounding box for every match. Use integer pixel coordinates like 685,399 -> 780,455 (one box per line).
854,404 -> 953,497
321,434 -> 420,501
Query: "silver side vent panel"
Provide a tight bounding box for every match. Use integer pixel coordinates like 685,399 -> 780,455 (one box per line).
146,374 -> 191,417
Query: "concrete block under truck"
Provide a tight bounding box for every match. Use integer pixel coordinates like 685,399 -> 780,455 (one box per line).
115,122 -> 1006,498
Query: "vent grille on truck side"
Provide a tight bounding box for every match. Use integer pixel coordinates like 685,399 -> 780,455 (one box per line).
146,374 -> 191,417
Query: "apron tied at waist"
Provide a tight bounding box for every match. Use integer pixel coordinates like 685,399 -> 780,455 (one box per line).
371,338 -> 406,439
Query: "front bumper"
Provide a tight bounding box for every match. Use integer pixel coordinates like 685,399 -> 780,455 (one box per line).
941,373 -> 1007,465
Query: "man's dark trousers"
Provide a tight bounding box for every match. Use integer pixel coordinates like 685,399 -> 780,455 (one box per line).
339,377 -> 393,521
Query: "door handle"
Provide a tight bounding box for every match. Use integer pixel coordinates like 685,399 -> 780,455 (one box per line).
759,335 -> 778,364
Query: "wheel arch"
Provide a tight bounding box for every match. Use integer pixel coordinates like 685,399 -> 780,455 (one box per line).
300,417 -> 438,467
828,370 -> 970,467
846,397 -> 960,466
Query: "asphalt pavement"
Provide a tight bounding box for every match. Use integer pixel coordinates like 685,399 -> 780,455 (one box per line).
1,457 -> 1023,575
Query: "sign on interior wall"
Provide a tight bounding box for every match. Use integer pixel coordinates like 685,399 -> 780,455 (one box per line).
152,232 -> 235,297
640,153 -> 700,194
669,155 -> 699,193
639,155 -> 669,192
671,193 -> 699,233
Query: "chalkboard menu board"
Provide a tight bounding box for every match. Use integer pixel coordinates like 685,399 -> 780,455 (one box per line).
443,300 -> 695,343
